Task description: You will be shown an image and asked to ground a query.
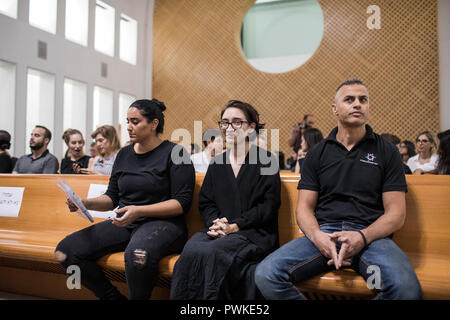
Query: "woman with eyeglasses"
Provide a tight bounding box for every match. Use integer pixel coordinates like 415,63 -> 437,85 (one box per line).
170,100 -> 281,300
407,131 -> 439,174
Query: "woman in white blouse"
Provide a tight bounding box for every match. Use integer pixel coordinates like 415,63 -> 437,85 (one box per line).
407,131 -> 439,174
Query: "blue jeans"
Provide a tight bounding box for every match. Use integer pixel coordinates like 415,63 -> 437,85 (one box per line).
255,222 -> 422,300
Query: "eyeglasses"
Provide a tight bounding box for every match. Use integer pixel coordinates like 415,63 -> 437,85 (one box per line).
416,139 -> 430,144
218,120 -> 249,130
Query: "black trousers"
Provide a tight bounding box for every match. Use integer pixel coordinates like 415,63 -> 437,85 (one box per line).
55,219 -> 187,300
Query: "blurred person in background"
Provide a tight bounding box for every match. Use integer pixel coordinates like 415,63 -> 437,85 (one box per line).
381,133 -> 412,174
433,130 -> 450,175
295,128 -> 323,175
81,125 -> 121,175
61,129 -> 90,174
407,131 -> 438,174
13,125 -> 58,174
89,141 -> 98,158
0,130 -> 13,173
190,129 -> 223,173
399,140 -> 416,164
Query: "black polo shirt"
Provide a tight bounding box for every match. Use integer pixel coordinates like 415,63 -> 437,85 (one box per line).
298,125 -> 407,227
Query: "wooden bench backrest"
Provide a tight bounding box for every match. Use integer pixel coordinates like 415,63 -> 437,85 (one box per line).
396,175 -> 450,257
277,174 -> 450,259
1,174 -> 450,259
0,175 -> 110,233
0,174 -> 206,237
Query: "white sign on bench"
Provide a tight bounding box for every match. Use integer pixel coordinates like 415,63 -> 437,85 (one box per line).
0,187 -> 25,217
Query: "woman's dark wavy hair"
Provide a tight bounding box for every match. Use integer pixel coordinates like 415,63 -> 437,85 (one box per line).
130,99 -> 166,134
303,128 -> 324,151
220,100 -> 265,135
436,135 -> 450,175
402,140 -> 416,158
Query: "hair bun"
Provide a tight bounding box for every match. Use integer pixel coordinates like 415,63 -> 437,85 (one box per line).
152,99 -> 166,112
0,142 -> 11,150
62,128 -> 72,141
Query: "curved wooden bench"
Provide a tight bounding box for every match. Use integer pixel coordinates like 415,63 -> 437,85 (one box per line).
291,175 -> 450,299
0,174 -> 449,299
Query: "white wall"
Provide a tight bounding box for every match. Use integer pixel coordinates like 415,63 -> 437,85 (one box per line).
0,0 -> 154,160
439,0 -> 450,132
0,60 -> 16,155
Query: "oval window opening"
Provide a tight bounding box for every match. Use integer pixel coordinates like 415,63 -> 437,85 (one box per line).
241,0 -> 324,74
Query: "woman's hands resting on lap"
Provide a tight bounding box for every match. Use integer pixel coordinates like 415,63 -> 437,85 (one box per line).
207,217 -> 239,238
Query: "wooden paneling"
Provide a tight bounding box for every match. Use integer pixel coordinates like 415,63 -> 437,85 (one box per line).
153,0 -> 439,156
1,174 -> 450,299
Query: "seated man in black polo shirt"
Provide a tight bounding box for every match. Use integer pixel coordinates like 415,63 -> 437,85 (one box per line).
13,125 -> 59,174
255,78 -> 422,299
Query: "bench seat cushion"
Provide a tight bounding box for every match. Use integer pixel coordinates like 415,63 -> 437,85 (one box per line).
2,227 -> 450,299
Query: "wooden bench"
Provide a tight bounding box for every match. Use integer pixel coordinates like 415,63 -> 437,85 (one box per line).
0,173 -> 449,299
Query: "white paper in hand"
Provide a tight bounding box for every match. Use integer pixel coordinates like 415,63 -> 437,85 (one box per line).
87,184 -> 116,219
57,178 -> 94,223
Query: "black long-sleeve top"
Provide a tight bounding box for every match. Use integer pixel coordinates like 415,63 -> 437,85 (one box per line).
0,153 -> 13,173
60,155 -> 90,174
104,141 -> 195,228
199,145 -> 281,253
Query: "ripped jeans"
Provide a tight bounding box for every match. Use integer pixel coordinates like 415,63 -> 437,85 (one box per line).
55,219 -> 187,300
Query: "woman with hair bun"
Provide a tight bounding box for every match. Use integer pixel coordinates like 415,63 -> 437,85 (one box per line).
61,129 -> 90,174
55,99 -> 195,300
0,130 -> 13,173
171,100 -> 281,300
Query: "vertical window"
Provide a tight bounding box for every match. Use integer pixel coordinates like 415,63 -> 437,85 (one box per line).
120,14 -> 138,65
95,0 -> 115,56
26,69 -> 55,153
64,78 -> 87,154
0,0 -> 18,19
29,0 -> 57,34
118,93 -> 136,145
0,60 -> 16,155
65,0 -> 89,46
93,86 -> 113,129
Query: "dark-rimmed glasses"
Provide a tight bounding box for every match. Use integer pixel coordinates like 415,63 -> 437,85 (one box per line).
218,120 -> 249,130
416,139 -> 429,144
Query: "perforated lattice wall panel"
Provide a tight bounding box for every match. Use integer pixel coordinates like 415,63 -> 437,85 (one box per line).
152,0 -> 439,155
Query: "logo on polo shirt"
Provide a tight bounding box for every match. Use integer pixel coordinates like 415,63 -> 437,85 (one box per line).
360,153 -> 379,166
